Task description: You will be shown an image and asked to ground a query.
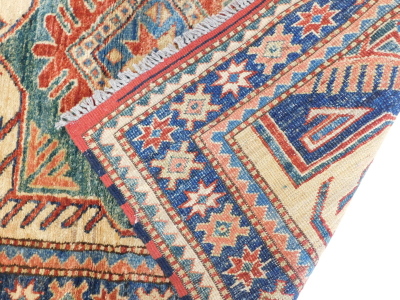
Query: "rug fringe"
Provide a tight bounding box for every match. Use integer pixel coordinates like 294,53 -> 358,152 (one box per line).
56,0 -> 257,129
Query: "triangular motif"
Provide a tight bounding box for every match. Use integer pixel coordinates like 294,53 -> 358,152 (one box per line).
300,107 -> 372,152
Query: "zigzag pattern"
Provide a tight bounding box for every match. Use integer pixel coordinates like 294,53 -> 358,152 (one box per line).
90,0 -> 308,296
197,0 -> 399,139
0,195 -> 135,235
0,51 -> 150,272
190,0 -> 400,285
67,0 -> 400,298
266,1 -> 400,99
195,102 -> 316,285
0,247 -> 166,282
93,138 -> 219,298
0,273 -> 172,300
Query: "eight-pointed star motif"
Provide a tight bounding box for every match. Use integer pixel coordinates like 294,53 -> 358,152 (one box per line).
136,115 -> 177,151
248,24 -> 301,75
294,3 -> 339,38
225,245 -> 271,291
179,180 -> 225,219
171,83 -> 221,130
212,59 -> 256,98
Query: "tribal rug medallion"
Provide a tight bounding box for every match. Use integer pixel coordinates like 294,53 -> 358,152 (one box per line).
64,0 -> 400,298
0,0 -> 225,298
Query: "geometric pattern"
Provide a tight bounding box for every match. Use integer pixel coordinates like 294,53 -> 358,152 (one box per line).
248,103 -> 387,185
259,280 -> 295,300
299,107 -> 372,152
179,180 -> 225,220
196,203 -> 250,256
90,285 -> 129,300
211,60 -> 256,98
248,24 -> 301,75
151,141 -> 205,189
65,0 -> 400,299
310,178 -> 334,246
171,84 -> 221,130
5,280 -> 43,300
293,3 -> 339,38
31,0 -> 223,112
0,274 -> 173,300
136,115 -> 178,151
0,0 -> 227,299
225,245 -> 271,291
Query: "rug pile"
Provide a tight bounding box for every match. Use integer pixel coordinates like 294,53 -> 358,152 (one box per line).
0,0 -> 224,298
1,0 -> 400,299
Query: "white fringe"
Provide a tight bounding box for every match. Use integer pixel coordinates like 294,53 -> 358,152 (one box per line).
56,0 -> 257,129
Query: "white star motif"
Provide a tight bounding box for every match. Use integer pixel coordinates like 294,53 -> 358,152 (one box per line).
212,59 -> 255,98
179,180 -> 225,219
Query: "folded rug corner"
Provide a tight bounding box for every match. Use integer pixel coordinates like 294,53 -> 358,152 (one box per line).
65,0 -> 400,298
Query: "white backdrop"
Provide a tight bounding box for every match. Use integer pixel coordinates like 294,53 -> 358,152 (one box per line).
298,117 -> 400,299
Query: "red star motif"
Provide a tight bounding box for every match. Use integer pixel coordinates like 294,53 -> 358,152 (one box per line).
294,3 -> 339,37
225,246 -> 270,291
136,116 -> 177,151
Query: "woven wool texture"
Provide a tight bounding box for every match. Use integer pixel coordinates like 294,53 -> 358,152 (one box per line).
0,0 -> 225,298
64,0 -> 400,299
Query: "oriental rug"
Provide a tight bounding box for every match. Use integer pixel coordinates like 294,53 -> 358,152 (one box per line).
64,0 -> 400,299
0,0 -> 225,298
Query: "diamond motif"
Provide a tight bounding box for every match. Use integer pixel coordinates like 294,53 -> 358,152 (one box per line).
171,83 -> 220,130
263,41 -> 285,58
196,203 -> 250,256
211,59 -> 255,98
294,3 -> 339,38
248,24 -> 301,75
145,2 -> 172,27
151,141 -> 204,189
179,180 -> 225,219
106,48 -> 123,64
225,246 -> 271,291
214,221 -> 232,237
136,115 -> 177,151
